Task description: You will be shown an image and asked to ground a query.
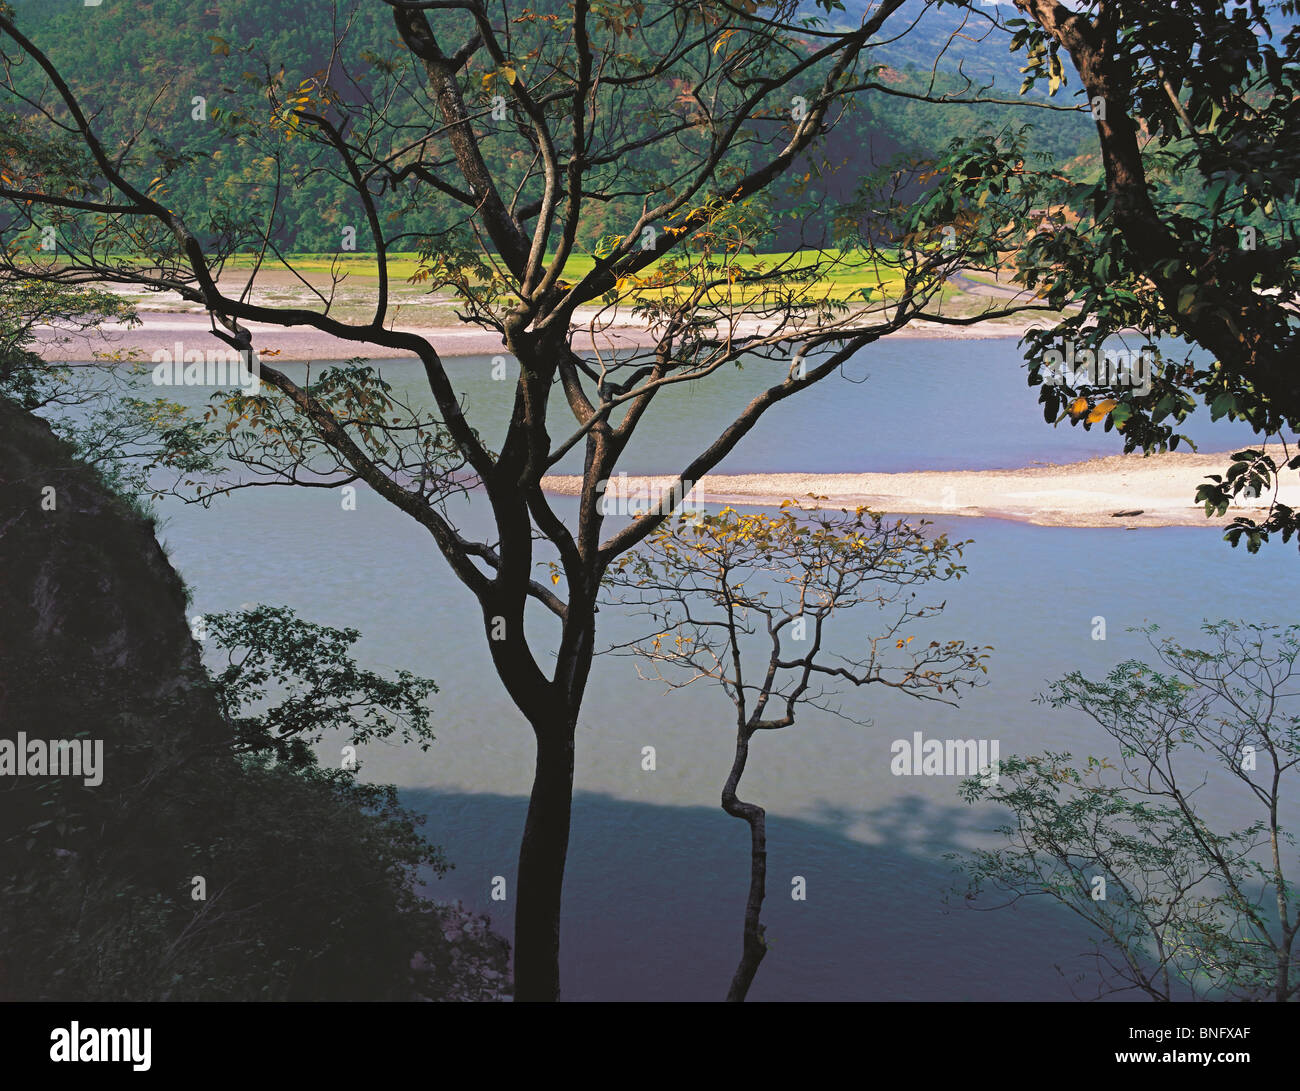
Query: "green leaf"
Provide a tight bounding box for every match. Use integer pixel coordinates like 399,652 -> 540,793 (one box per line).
1209,393 -> 1236,420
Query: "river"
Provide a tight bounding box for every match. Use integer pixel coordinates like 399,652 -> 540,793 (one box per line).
130,337 -> 1298,1000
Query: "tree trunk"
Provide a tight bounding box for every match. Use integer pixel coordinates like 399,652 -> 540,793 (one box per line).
721,729 -> 767,1002
512,714 -> 576,1001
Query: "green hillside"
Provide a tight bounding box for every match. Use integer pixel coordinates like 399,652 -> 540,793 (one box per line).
6,0 -> 1094,254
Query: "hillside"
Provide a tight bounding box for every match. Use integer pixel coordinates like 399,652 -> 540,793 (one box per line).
6,0 -> 1095,252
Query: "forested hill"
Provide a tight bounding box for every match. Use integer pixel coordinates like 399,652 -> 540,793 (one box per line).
7,0 -> 1095,251
815,0 -> 1300,88
811,0 -> 1037,90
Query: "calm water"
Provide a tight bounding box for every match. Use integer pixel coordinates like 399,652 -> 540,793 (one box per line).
140,336 -> 1259,473
126,338 -> 1298,1000
201,337 -> 1255,474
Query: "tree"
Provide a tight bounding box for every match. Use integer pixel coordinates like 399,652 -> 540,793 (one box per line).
0,385 -> 507,999
998,0 -> 1300,552
0,0 -> 1050,998
955,621 -> 1300,1001
605,503 -> 989,999
180,605 -> 509,1002
5,603 -> 510,1001
0,281 -> 194,497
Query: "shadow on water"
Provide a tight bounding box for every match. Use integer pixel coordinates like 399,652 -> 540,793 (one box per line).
404,788 -> 1115,1002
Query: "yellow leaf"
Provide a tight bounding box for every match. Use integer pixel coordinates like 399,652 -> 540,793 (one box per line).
1086,398 -> 1118,424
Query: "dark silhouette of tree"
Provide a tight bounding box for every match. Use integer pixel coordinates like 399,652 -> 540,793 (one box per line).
1003,0 -> 1300,551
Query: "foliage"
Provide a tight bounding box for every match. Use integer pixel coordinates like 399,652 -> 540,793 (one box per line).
0,0 -> 1092,252
206,604 -> 438,763
998,1 -> 1300,552
606,502 -> 989,999
0,277 -> 221,498
955,621 -> 1300,1001
609,502 -> 989,715
0,0 -> 1080,1000
1,599 -> 507,1001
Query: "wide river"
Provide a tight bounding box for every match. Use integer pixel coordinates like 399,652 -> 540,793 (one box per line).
134,337 -> 1297,1000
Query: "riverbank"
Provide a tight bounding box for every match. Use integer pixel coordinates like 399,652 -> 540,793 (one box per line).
33,309 -> 1033,362
541,450 -> 1297,529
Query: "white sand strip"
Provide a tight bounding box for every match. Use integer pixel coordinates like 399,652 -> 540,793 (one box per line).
541,451 -> 1298,529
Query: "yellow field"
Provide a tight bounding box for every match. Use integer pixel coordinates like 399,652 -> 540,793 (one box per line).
213,248 -> 919,305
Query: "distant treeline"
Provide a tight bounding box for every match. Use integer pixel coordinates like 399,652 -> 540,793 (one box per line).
7,0 -> 1097,254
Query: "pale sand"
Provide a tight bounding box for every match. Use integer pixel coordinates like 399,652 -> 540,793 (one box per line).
540,451 -> 1299,529
32,309 -> 1031,362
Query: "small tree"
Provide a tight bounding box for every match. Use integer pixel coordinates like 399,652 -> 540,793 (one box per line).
0,280 -> 208,498
956,620 -> 1300,1001
606,502 -> 990,1000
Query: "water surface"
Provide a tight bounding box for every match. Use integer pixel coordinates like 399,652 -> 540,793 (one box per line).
138,333 -> 1297,999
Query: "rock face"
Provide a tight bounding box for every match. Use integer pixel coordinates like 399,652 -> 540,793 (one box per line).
0,398 -> 227,998
0,400 -> 512,1001
0,397 -> 222,739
